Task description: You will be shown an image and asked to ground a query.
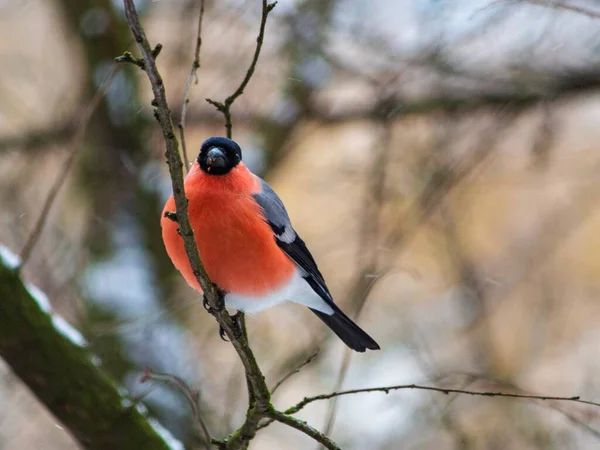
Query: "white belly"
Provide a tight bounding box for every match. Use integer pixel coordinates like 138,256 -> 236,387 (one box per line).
224,269 -> 334,315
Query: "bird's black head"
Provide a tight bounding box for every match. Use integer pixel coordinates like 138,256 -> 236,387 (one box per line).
197,137 -> 243,175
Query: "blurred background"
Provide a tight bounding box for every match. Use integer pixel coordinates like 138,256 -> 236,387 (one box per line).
2,0 -> 600,448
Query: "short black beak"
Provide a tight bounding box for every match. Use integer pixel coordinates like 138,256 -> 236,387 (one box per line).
206,148 -> 227,168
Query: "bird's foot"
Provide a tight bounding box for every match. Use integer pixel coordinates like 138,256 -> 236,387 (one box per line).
202,290 -> 240,341
202,288 -> 225,314
218,311 -> 243,342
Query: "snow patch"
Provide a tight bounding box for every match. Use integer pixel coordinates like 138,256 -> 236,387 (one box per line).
52,315 -> 88,347
148,418 -> 184,450
24,276 -> 89,348
0,244 -> 20,269
25,283 -> 52,314
24,276 -> 90,349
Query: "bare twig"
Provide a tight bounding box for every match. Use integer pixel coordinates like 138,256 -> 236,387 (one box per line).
18,66 -> 119,269
141,369 -> 212,448
284,383 -> 600,415
120,0 -> 216,302
268,410 -> 342,450
271,349 -> 319,395
179,0 -> 206,172
516,0 -> 600,19
115,45 -> 163,70
115,51 -> 145,69
206,0 -> 277,138
121,2 -> 338,449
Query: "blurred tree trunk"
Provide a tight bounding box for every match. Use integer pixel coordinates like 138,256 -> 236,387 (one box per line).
19,1 -> 201,444
0,261 -> 171,450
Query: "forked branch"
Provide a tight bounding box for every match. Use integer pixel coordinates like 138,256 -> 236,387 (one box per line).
206,0 -> 277,138
120,1 -> 338,449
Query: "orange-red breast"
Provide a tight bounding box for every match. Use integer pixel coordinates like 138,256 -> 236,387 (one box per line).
161,137 -> 379,352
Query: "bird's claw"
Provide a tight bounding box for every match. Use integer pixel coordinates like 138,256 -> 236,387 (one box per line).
203,291 -> 241,341
203,288 -> 226,314
202,294 -> 212,313
218,325 -> 229,342
218,311 -> 243,342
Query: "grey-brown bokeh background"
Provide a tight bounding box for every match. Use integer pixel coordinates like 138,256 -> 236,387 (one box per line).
2,0 -> 600,448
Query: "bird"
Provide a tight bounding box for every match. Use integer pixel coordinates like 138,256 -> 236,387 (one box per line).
161,136 -> 380,352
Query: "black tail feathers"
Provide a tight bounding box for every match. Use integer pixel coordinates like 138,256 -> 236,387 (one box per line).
310,305 -> 380,352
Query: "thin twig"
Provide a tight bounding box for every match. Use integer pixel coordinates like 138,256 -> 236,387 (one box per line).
206,0 -> 277,138
18,66 -> 120,270
271,349 -> 319,395
268,410 -> 342,450
141,369 -> 212,448
120,0 -> 217,303
518,0 -> 600,19
179,0 -> 206,172
285,383 -> 600,415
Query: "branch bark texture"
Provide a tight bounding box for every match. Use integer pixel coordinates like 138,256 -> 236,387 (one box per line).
0,260 -> 172,450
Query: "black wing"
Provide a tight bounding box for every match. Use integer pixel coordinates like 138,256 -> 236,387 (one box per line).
252,177 -> 381,352
252,178 -> 332,302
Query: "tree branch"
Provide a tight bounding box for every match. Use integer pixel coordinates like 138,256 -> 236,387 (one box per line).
120,2 -> 312,450
284,383 -> 600,416
121,0 -> 219,349
178,0 -> 206,172
205,0 -> 277,138
0,254 -> 173,450
270,348 -> 319,395
267,409 -> 342,450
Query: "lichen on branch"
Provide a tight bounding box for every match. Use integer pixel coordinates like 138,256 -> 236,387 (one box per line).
0,250 -> 174,450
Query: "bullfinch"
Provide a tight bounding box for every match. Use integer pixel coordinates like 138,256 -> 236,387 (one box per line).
161,137 -> 379,352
